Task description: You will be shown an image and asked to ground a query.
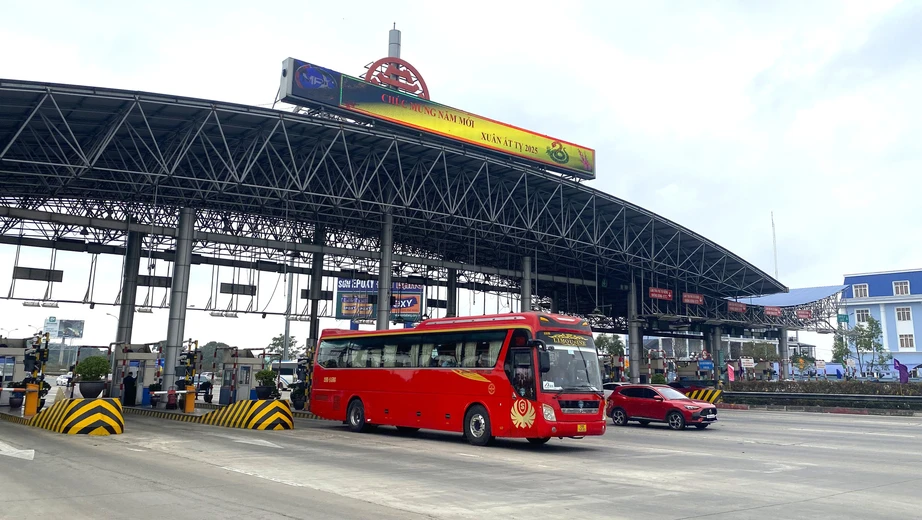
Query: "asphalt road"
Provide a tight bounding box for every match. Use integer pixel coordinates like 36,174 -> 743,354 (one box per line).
2,409 -> 921,519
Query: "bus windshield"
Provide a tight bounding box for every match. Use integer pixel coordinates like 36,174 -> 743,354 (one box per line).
537,332 -> 603,393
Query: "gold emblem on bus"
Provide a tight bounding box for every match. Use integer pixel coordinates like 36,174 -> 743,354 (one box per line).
545,333 -> 588,347
511,399 -> 535,429
452,369 -> 490,383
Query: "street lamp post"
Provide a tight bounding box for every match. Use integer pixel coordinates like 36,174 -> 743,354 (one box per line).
0,327 -> 18,338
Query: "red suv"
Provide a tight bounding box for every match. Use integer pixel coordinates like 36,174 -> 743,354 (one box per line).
606,384 -> 717,430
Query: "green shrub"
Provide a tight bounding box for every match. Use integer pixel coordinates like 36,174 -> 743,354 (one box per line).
726,380 -> 922,396
74,356 -> 110,381
651,374 -> 667,384
255,369 -> 277,387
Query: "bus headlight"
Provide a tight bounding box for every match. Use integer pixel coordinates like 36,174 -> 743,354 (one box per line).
542,404 -> 557,422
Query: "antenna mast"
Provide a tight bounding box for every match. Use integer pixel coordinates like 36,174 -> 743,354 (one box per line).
771,211 -> 779,280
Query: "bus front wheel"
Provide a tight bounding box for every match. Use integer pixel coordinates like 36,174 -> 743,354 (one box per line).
464,405 -> 492,446
347,399 -> 368,433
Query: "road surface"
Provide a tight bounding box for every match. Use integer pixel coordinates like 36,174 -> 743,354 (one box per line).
1,409 -> 920,519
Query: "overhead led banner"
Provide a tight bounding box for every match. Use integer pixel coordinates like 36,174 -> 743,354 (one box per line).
335,279 -> 424,321
279,58 -> 596,179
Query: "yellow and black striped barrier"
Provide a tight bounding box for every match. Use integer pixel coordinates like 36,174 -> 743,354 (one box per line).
687,389 -> 723,403
123,399 -> 294,431
29,398 -> 124,435
0,411 -> 30,425
124,407 -> 203,422
201,399 -> 293,430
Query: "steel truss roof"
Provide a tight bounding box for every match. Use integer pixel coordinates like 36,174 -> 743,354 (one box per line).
0,78 -> 786,319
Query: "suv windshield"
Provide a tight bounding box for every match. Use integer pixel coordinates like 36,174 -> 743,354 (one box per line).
657,387 -> 691,400
537,332 -> 603,392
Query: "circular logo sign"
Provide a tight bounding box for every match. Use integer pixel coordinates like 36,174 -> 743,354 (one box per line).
363,57 -> 430,100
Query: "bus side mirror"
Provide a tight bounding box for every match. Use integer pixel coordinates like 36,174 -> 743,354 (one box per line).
527,339 -> 546,349
538,351 -> 551,373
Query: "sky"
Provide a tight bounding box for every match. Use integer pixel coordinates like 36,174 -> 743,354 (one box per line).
2,0 -> 921,359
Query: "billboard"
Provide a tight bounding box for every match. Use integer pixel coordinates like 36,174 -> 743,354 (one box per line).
335,279 -> 424,321
43,316 -> 59,337
57,320 -> 84,339
280,58 -> 596,179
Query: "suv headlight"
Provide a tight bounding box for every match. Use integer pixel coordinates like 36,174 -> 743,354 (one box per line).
542,403 -> 557,422
684,405 -> 701,410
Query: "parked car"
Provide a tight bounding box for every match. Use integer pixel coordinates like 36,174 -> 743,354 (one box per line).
603,382 -> 628,400
56,372 -> 72,386
667,380 -> 714,394
606,384 -> 717,430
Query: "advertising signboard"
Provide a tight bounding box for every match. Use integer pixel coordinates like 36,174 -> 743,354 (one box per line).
43,316 -> 59,337
727,301 -> 747,313
335,279 -> 424,322
740,357 -> 755,369
57,320 -> 85,338
648,287 -> 673,301
697,359 -> 715,371
796,309 -> 813,320
764,306 -> 782,317
682,292 -> 704,305
280,58 -> 596,179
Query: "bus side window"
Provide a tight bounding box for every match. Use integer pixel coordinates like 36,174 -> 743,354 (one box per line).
395,337 -> 418,368
382,344 -> 398,367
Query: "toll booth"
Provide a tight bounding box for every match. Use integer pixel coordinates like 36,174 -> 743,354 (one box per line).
218,348 -> 265,405
0,337 -> 29,406
111,343 -> 160,406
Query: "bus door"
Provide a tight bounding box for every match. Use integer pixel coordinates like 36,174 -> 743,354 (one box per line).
504,330 -> 538,435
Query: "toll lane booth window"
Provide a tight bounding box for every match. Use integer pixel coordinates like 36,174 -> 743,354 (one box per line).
0,356 -> 12,384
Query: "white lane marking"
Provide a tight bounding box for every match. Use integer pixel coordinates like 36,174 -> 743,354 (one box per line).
787,428 -> 916,439
221,466 -> 306,487
0,439 -> 35,461
456,453 -> 481,458
126,448 -> 145,452
232,438 -> 283,449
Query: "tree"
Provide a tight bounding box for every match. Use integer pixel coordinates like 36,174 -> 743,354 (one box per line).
739,341 -> 781,362
595,334 -> 625,356
267,334 -> 302,359
831,331 -> 852,365
853,316 -> 888,375
198,341 -> 230,371
790,352 -> 816,378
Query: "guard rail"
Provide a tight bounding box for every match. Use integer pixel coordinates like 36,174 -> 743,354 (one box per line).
723,391 -> 922,405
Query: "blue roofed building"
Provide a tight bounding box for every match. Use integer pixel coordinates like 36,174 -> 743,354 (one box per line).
842,268 -> 922,372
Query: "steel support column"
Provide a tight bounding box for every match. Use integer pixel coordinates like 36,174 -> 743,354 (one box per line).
521,256 -> 532,312
779,328 -> 789,380
115,231 -> 141,344
162,207 -> 195,395
376,213 -> 394,330
711,326 -> 723,385
628,275 -> 642,383
283,252 -> 294,360
308,227 -> 325,346
446,268 -> 458,317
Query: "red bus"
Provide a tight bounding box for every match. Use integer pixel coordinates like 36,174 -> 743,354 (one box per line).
309,312 -> 607,446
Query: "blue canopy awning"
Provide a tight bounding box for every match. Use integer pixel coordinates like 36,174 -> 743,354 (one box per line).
734,285 -> 847,307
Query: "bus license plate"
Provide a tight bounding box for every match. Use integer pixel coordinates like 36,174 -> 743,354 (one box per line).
577,424 -> 587,433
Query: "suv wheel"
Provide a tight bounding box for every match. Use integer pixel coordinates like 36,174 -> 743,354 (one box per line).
611,407 -> 628,426
667,410 -> 685,430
